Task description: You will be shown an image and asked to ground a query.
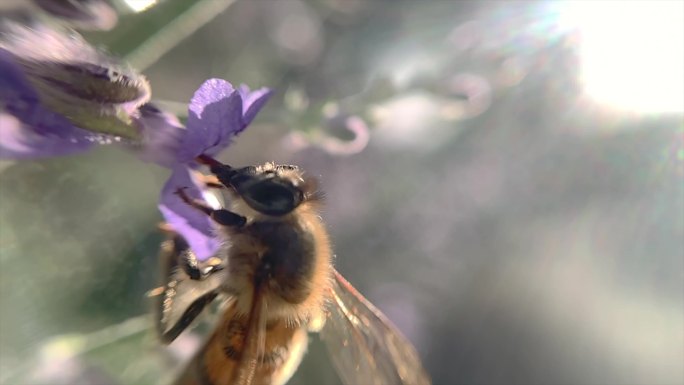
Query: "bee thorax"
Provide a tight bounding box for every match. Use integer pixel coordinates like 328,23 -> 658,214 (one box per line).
224,217 -> 318,312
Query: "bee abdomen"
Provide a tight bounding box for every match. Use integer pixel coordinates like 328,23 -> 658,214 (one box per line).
220,320 -> 289,368
196,314 -> 307,385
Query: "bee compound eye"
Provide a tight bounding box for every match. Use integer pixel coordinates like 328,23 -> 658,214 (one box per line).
244,181 -> 301,216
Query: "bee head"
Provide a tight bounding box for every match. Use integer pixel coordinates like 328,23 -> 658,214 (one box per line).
210,162 -> 314,216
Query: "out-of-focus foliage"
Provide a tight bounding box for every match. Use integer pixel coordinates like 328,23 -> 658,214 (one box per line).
1,1 -> 682,385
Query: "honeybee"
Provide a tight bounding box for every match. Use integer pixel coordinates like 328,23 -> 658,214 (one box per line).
155,157 -> 430,385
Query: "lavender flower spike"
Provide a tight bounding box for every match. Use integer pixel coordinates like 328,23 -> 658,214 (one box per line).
1,48 -> 95,158
0,22 -> 150,150
158,79 -> 272,260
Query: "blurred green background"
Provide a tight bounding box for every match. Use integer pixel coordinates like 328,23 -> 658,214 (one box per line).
1,1 -> 682,384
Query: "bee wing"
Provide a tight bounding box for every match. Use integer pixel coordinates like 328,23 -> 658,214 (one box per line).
231,286 -> 268,385
320,269 -> 431,385
155,236 -> 226,344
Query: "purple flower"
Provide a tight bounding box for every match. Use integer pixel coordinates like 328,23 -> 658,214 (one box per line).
0,48 -> 96,158
132,103 -> 185,168
0,21 -> 273,261
0,22 -> 150,159
158,166 -> 221,260
157,79 -> 272,260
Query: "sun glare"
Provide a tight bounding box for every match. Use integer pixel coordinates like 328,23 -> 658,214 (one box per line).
561,1 -> 684,114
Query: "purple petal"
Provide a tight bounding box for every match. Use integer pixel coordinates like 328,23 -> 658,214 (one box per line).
177,79 -> 243,163
1,49 -> 95,159
133,103 -> 186,168
158,166 -> 219,260
238,84 -> 273,127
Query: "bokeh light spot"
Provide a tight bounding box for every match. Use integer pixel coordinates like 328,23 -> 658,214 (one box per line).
123,0 -> 157,13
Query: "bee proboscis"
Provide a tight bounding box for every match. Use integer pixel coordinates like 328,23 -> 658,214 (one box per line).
154,157 -> 431,385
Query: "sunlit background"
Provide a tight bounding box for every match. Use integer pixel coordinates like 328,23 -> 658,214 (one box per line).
1,1 -> 682,384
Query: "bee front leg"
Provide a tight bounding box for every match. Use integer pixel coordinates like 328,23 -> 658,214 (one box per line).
175,187 -> 247,228
211,209 -> 247,228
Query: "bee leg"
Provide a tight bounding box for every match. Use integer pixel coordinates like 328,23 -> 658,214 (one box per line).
179,250 -> 225,280
198,173 -> 224,189
178,249 -> 203,280
211,209 -> 246,228
202,256 -> 225,276
175,187 -> 216,215
157,222 -> 176,234
175,188 -> 246,228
